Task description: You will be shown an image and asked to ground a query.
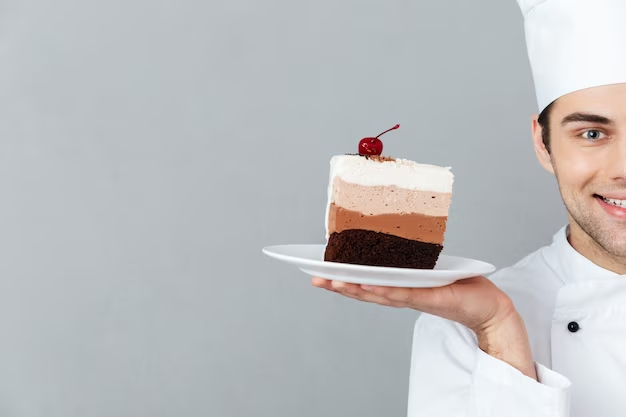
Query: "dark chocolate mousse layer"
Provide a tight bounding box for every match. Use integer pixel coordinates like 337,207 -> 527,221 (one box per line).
324,229 -> 443,269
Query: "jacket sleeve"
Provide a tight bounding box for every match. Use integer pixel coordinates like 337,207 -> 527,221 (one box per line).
406,313 -> 571,417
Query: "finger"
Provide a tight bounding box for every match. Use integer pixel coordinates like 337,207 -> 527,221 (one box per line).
331,280 -> 361,293
333,281 -> 406,308
361,285 -> 443,311
312,277 -> 333,291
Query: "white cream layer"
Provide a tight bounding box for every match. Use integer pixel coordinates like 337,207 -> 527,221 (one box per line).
324,155 -> 454,239
329,155 -> 454,192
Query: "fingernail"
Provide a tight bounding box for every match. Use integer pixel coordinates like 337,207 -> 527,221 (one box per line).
362,285 -> 374,292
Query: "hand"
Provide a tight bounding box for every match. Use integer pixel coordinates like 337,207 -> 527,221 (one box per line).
312,276 -> 513,336
312,276 -> 537,380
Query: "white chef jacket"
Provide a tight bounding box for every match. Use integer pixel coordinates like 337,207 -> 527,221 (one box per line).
406,225 -> 626,417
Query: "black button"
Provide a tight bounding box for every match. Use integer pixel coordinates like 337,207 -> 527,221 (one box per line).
568,322 -> 580,333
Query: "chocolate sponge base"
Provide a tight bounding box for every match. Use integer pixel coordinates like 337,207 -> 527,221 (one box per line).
324,229 -> 443,269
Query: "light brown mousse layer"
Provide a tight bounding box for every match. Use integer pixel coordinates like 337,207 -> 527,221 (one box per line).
328,203 -> 447,245
331,178 -> 451,217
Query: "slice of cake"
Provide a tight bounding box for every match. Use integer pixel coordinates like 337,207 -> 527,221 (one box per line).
323,154 -> 454,269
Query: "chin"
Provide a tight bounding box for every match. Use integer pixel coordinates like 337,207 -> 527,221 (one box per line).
588,226 -> 626,258
570,207 -> 625,253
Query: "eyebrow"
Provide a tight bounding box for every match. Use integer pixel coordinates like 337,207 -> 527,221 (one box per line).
561,112 -> 614,126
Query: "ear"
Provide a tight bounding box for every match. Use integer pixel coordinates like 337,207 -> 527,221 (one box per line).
531,115 -> 554,174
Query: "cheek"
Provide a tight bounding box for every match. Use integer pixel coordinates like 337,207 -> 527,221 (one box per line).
552,140 -> 600,192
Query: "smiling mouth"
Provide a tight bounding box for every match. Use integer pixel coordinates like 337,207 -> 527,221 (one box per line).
595,194 -> 626,207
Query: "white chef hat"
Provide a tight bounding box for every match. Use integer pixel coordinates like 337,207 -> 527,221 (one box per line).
517,0 -> 626,113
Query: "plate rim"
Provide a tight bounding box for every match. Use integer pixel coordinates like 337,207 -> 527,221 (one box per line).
262,243 -> 496,275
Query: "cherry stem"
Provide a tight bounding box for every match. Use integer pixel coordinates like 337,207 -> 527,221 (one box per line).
375,124 -> 400,139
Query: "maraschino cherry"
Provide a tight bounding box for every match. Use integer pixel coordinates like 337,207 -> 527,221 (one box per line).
358,124 -> 400,156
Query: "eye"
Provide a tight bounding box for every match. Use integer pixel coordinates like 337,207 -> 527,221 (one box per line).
581,129 -> 606,141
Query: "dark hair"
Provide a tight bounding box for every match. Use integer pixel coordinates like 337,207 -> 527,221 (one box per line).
537,100 -> 555,153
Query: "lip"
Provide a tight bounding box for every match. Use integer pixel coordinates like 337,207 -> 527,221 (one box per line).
597,193 -> 626,200
596,195 -> 626,219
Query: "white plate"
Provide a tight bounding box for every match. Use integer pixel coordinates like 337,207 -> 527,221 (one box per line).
262,244 -> 496,288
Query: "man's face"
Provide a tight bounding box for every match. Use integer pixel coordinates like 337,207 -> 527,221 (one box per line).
534,83 -> 626,258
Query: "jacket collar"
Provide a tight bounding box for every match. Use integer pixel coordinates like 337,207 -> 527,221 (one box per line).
548,225 -> 622,284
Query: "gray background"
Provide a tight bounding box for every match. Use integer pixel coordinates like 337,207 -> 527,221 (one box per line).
0,0 -> 565,416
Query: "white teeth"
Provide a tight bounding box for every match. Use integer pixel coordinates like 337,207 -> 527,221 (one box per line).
602,197 -> 626,207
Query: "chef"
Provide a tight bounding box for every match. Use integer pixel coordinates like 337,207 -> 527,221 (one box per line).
313,0 -> 626,415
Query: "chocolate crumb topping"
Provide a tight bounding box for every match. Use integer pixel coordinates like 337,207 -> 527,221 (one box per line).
369,155 -> 396,162
344,153 -> 396,162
